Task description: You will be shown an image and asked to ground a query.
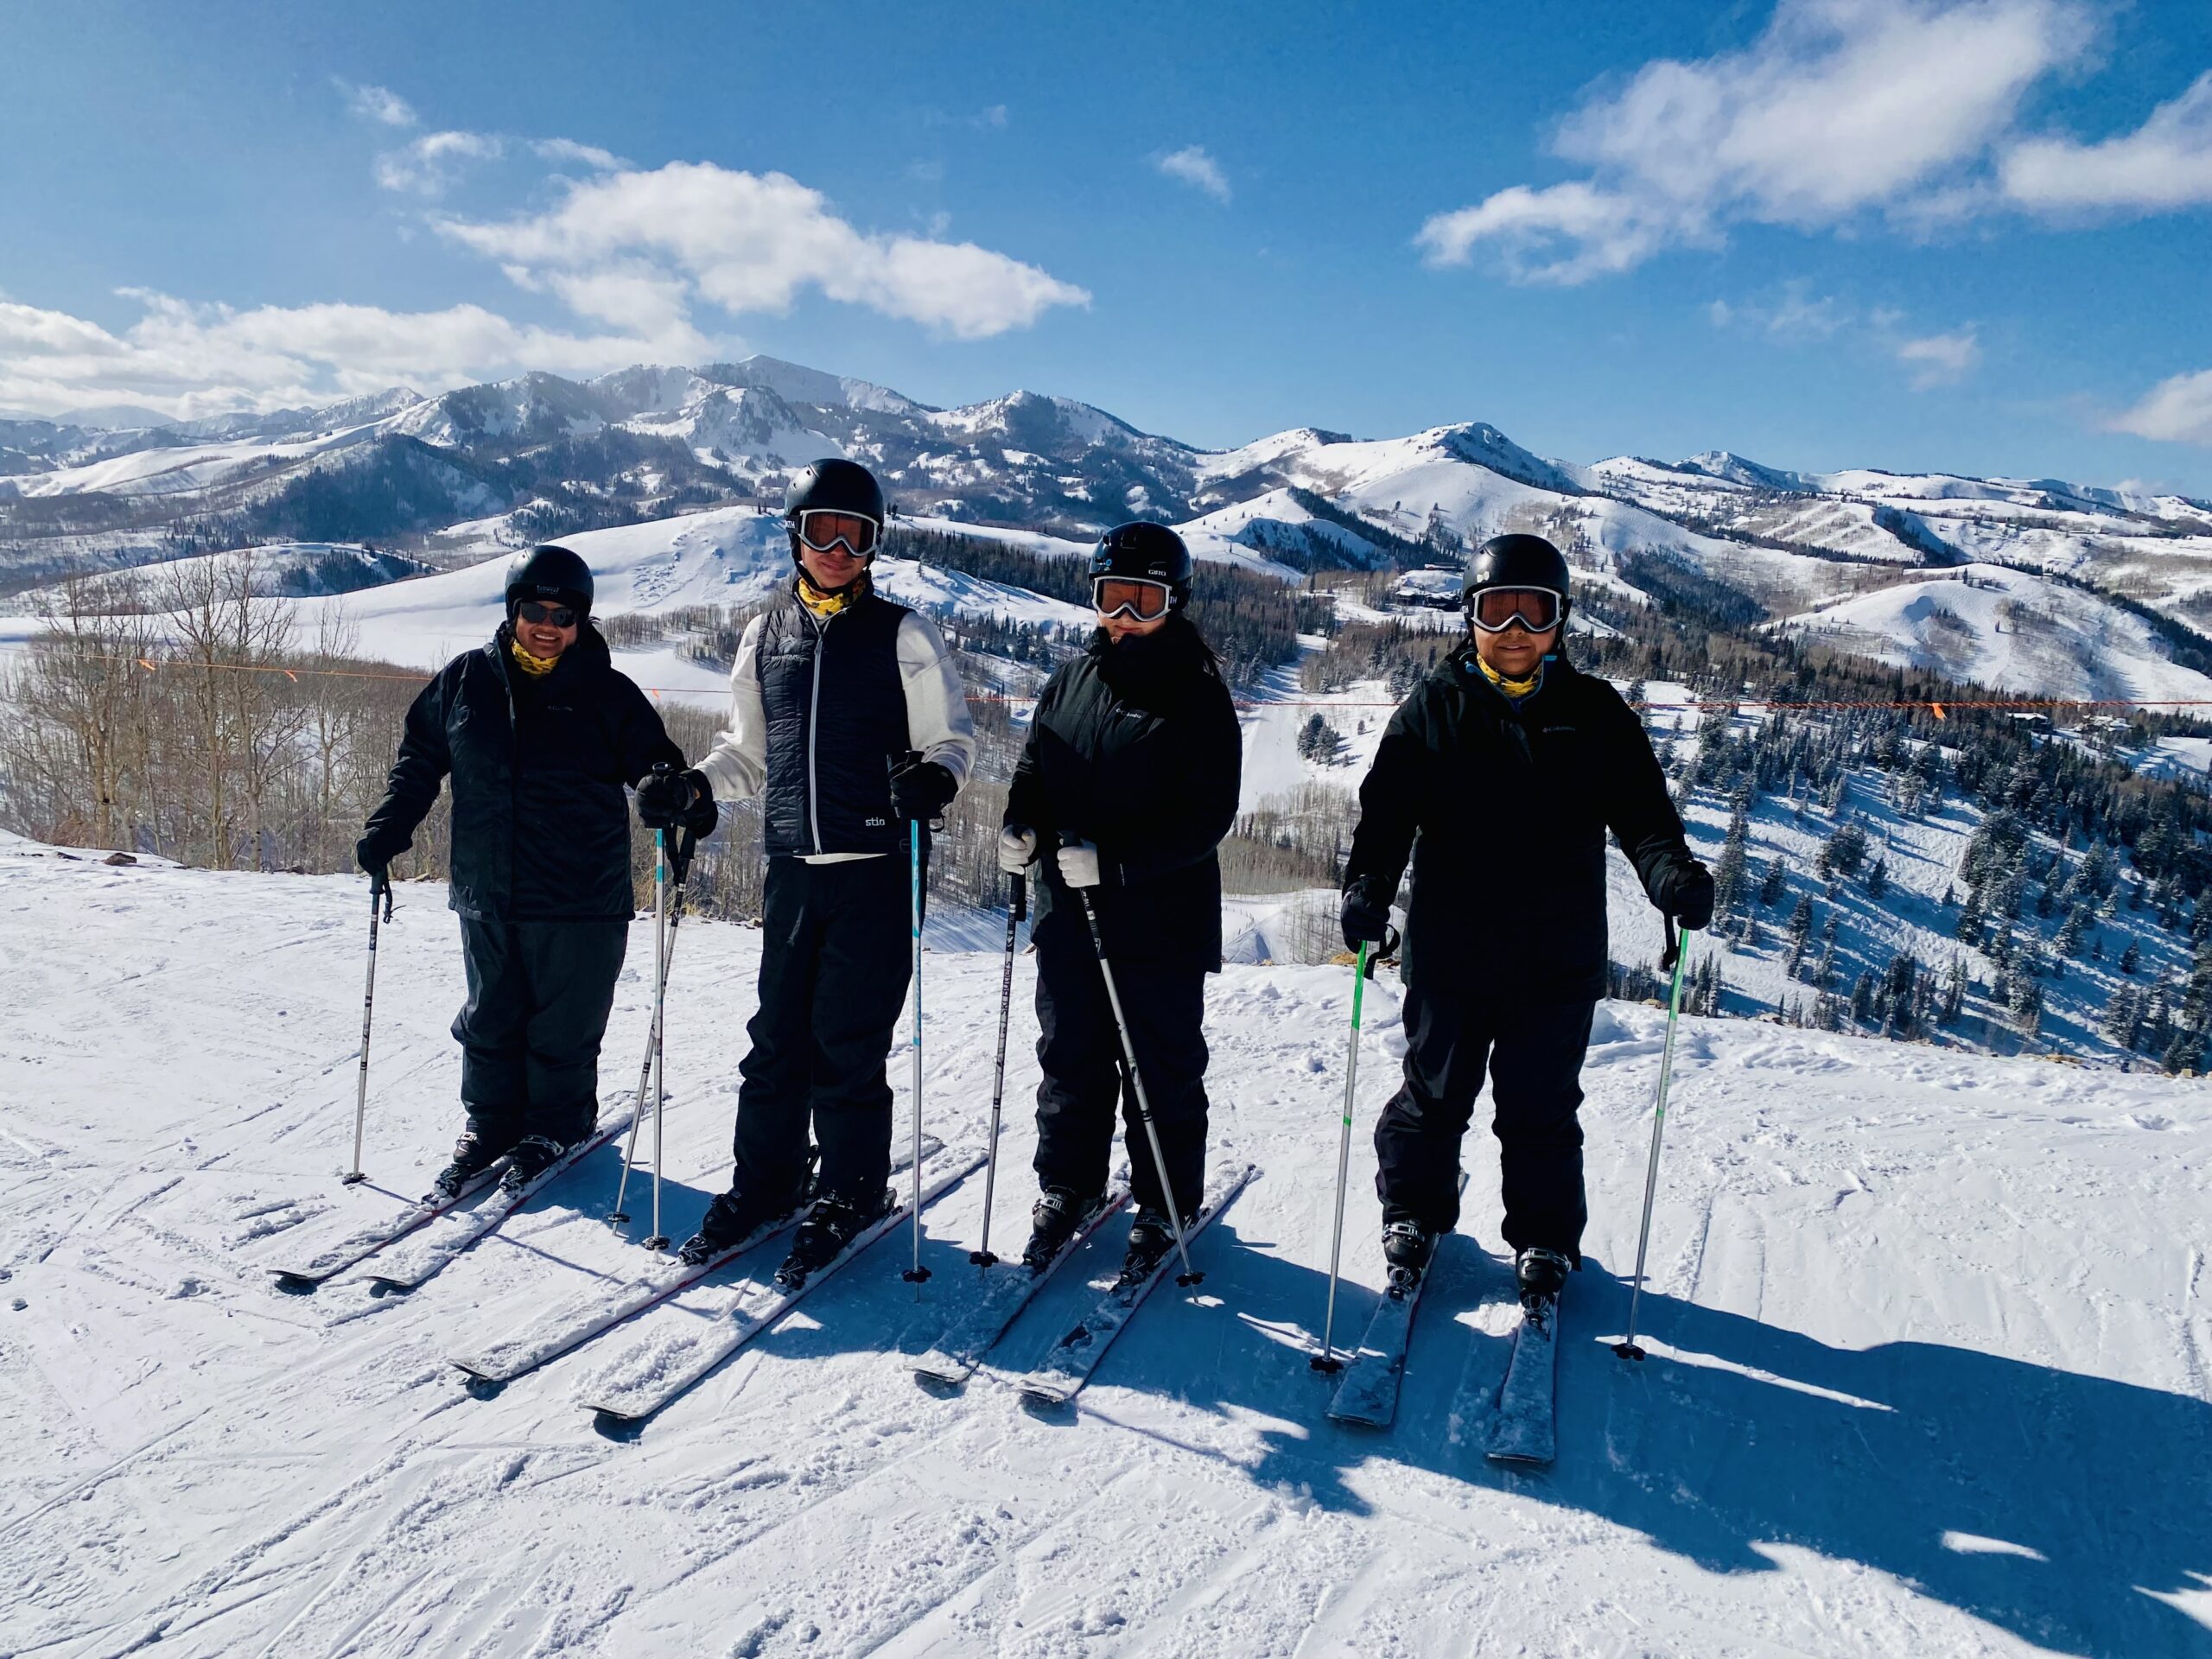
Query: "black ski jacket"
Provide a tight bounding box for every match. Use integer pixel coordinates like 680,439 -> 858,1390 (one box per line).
1007,623 -> 1244,970
365,623 -> 684,922
1344,649 -> 1702,1002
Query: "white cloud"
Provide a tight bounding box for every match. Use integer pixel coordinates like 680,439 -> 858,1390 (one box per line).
1157,145 -> 1231,203
340,80 -> 417,129
1702,279 -> 1852,340
438,160 -> 1089,339
2002,70 -> 2212,212
375,130 -> 505,197
0,290 -> 714,421
531,137 -> 625,172
1895,327 -> 1980,389
1420,0 -> 2093,283
2111,368 -> 2212,446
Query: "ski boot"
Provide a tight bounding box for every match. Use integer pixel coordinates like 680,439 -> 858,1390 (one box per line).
1381,1216 -> 1440,1295
498,1134 -> 576,1197
428,1129 -> 511,1202
677,1184 -> 793,1268
776,1187 -> 892,1289
1022,1186 -> 1104,1272
1118,1206 -> 1179,1285
1514,1246 -> 1573,1330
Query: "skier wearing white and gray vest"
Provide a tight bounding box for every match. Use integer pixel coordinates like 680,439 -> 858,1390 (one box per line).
637,459 -> 976,1282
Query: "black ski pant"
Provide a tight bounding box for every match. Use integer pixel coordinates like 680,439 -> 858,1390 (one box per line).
731,854 -> 912,1210
1031,925 -> 1209,1221
453,918 -> 627,1148
1374,976 -> 1595,1259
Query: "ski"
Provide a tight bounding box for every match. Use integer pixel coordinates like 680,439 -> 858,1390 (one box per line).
450,1135 -> 942,1385
366,1109 -> 635,1291
1015,1162 -> 1258,1408
907,1186 -> 1133,1387
581,1147 -> 988,1423
1325,1170 -> 1468,1429
1484,1295 -> 1560,1465
270,1166 -> 507,1288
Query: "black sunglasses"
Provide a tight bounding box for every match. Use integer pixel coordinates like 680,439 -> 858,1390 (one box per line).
517,601 -> 579,628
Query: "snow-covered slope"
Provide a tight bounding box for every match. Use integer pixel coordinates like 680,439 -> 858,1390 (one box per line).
1,844 -> 2205,1657
1777,564 -> 2212,707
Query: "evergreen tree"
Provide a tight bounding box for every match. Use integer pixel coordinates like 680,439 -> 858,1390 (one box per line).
2101,983 -> 2142,1050
1849,969 -> 1876,1024
1758,858 -> 1786,908
1866,857 -> 1889,899
1940,956 -> 1967,1024
1713,802 -> 1752,918
2120,937 -> 2141,975
1819,819 -> 1869,882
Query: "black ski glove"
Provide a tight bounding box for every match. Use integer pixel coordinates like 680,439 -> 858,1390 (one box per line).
637,767 -> 715,833
889,758 -> 958,822
355,824 -> 410,889
1340,880 -> 1394,952
1667,862 -> 1716,932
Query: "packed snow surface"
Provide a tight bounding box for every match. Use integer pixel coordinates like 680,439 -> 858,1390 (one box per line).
2,842 -> 2207,1656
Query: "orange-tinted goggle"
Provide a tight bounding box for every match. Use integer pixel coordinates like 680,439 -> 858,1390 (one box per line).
1469,586 -> 1562,633
1095,576 -> 1173,621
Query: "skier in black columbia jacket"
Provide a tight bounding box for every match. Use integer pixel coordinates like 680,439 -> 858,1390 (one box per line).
1001,523 -> 1244,1281
1340,533 -> 1713,1309
642,460 -> 976,1284
357,544 -> 685,1197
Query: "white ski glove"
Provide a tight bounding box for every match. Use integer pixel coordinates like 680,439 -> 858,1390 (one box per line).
1057,838 -> 1103,890
998,824 -> 1039,874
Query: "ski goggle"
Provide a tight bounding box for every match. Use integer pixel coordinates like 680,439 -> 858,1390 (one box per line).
792,510 -> 880,558
515,601 -> 579,628
1094,576 -> 1173,621
1468,586 -> 1562,634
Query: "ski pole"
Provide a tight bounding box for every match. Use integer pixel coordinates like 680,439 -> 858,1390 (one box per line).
971,872 -> 1027,1270
641,825 -> 675,1251
901,815 -> 931,1295
1312,925 -> 1397,1371
1615,922 -> 1690,1362
1078,887 -> 1203,1286
610,791 -> 692,1236
344,874 -> 395,1184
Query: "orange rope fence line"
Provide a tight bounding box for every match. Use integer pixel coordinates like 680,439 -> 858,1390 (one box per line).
26,649 -> 2212,715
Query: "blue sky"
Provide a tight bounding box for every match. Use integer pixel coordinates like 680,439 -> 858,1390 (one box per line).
4,1 -> 2211,492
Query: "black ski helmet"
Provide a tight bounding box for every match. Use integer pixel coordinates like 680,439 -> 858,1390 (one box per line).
505,543 -> 594,618
784,458 -> 885,531
1464,533 -> 1571,626
1091,521 -> 1196,609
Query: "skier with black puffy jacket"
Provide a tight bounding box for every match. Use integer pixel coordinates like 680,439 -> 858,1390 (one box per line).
1001,522 -> 1244,1281
643,460 -> 976,1284
357,544 -> 687,1198
1339,533 -> 1713,1316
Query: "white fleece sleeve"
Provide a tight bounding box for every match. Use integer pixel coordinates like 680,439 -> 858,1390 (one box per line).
691,614 -> 769,804
897,612 -> 976,786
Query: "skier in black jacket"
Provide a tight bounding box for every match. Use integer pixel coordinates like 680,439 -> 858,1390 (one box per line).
357,544 -> 686,1197
1340,533 -> 1713,1311
643,460 -> 976,1283
1001,522 -> 1244,1280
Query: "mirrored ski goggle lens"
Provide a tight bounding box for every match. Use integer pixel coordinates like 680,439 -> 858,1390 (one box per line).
1095,577 -> 1172,620
795,511 -> 879,556
1471,587 -> 1560,632
517,601 -> 579,627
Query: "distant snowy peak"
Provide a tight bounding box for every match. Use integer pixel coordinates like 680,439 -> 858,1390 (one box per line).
696,354 -> 927,416
1432,423 -> 1587,497
1678,451 -> 1818,494
924,389 -> 1162,454
1194,427 -> 1352,486
52,403 -> 178,432
391,372 -> 611,448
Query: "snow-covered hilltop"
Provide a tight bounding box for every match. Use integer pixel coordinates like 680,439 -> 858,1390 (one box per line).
6,354 -> 2211,709
2,842 -> 2206,1656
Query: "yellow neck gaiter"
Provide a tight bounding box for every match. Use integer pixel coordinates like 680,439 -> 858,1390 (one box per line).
796,569 -> 871,619
509,638 -> 559,678
1477,652 -> 1543,701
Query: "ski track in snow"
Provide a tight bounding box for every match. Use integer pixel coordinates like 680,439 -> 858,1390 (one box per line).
2,844 -> 2209,1657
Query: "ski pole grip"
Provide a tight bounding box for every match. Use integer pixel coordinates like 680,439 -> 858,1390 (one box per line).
1660,914 -> 1681,975
1365,923 -> 1402,978
1010,871 -> 1027,922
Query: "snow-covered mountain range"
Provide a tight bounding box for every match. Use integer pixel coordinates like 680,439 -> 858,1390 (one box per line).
5,355 -> 2212,707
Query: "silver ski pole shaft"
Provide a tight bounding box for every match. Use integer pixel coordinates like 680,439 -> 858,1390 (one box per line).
902,819 -> 931,1295
1080,888 -> 1202,1286
643,828 -> 672,1251
1615,924 -> 1690,1362
972,872 -> 1026,1270
345,877 -> 392,1184
608,822 -> 673,1227
1311,938 -> 1371,1372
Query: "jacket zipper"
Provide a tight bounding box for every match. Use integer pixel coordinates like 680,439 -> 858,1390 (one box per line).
805,610 -> 830,854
